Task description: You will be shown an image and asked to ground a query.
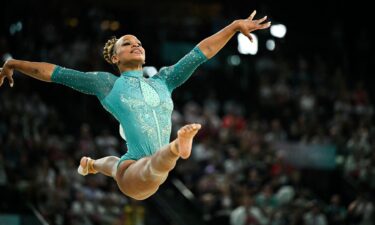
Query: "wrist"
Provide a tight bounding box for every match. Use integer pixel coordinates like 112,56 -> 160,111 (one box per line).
5,59 -> 16,69
231,20 -> 241,32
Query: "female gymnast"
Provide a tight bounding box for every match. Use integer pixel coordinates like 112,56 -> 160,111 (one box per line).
0,10 -> 270,200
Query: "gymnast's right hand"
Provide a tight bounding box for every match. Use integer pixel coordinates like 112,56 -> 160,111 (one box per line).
0,60 -> 15,88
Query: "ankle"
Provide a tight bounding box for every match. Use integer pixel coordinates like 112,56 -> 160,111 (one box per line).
88,159 -> 97,173
170,140 -> 180,157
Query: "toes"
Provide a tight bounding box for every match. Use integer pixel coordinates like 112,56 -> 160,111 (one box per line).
182,125 -> 192,132
191,124 -> 201,130
179,124 -> 202,134
80,157 -> 89,167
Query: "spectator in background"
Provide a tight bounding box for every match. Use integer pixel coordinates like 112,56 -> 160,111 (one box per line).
230,195 -> 269,225
255,184 -> 278,216
347,194 -> 374,225
325,194 -> 346,225
303,201 -> 328,225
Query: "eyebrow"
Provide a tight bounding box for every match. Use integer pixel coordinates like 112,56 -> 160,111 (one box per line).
122,39 -> 141,43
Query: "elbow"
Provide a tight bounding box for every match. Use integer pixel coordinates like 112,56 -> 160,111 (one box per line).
199,45 -> 214,59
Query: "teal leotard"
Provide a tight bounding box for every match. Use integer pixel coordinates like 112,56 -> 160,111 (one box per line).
51,46 -> 207,164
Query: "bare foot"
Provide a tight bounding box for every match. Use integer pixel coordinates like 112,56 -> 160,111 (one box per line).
173,123 -> 201,159
77,156 -> 97,176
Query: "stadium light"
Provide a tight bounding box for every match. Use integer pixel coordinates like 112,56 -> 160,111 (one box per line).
266,39 -> 276,51
2,53 -> 13,62
270,24 -> 287,38
110,21 -> 120,31
143,66 -> 158,77
237,33 -> 258,55
9,21 -> 22,35
227,55 -> 241,66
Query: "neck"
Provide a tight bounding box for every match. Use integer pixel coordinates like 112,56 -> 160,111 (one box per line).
118,63 -> 143,73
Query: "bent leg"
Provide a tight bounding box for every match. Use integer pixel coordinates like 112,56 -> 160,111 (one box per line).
93,156 -> 120,178
78,156 -> 119,179
116,144 -> 178,200
117,123 -> 201,200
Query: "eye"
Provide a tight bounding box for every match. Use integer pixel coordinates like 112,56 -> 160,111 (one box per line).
138,42 -> 142,46
122,42 -> 130,46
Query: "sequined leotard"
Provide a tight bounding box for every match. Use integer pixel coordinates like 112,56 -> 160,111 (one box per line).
51,46 -> 207,164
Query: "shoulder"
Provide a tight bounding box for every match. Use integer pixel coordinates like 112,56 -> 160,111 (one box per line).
157,66 -> 171,75
154,66 -> 175,78
89,71 -> 117,77
91,71 -> 119,81
150,67 -> 167,79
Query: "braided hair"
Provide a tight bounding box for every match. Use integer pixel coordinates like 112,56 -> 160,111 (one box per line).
103,36 -> 118,65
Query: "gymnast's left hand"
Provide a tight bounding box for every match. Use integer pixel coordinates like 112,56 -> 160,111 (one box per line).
0,60 -> 15,88
235,10 -> 271,42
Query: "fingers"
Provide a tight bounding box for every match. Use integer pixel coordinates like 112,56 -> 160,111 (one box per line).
246,11 -> 271,31
0,68 -> 3,87
248,10 -> 256,20
0,76 -> 13,88
0,76 -> 4,87
255,16 -> 268,24
259,21 -> 271,29
192,123 -> 202,130
0,71 -> 14,87
7,75 -> 14,87
245,33 -> 253,43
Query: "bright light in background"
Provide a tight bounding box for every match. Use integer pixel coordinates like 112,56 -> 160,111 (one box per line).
101,20 -> 110,30
110,21 -> 120,31
2,53 -> 13,62
237,33 -> 258,55
227,55 -> 241,66
101,20 -> 120,31
143,66 -> 158,77
9,21 -> 23,35
266,39 -> 276,51
270,24 -> 287,38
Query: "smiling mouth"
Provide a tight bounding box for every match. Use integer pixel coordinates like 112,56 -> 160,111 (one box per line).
131,49 -> 143,54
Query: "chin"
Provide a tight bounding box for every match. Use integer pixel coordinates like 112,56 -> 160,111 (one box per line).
124,58 -> 145,65
132,55 -> 145,62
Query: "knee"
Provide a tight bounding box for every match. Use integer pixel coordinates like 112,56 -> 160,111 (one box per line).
117,182 -> 156,201
131,189 -> 157,200
142,160 -> 166,182
132,194 -> 149,201
111,164 -> 118,178
140,160 -> 154,182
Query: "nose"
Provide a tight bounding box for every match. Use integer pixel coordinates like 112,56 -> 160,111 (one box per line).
132,43 -> 141,47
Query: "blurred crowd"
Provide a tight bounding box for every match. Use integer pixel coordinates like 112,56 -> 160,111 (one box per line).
1,52 -> 374,224
171,53 -> 375,225
1,1 -> 375,225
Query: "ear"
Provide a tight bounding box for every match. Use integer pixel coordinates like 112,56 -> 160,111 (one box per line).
111,55 -> 119,65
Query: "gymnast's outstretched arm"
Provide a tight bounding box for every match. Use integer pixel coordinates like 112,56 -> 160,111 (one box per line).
0,60 -> 117,99
198,10 -> 271,59
0,60 -> 55,86
158,10 -> 271,91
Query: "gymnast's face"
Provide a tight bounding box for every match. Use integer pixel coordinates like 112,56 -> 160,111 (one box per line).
112,35 -> 145,66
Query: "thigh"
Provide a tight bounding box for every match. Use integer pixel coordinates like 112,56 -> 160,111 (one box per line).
116,157 -> 166,200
